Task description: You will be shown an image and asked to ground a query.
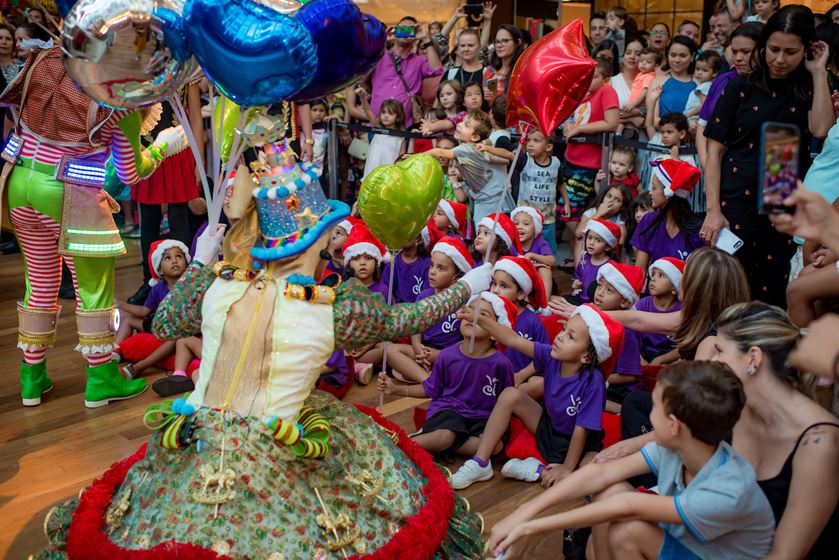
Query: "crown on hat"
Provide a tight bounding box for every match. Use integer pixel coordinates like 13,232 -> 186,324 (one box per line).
248,141 -> 350,267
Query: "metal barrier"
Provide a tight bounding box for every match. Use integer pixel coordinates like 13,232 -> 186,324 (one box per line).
323,121 -> 706,213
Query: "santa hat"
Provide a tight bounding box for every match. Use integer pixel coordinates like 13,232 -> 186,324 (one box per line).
493,256 -> 548,309
649,257 -> 686,294
583,218 -> 621,248
337,216 -> 363,235
438,199 -> 468,238
343,224 -> 387,265
478,213 -> 523,255
511,207 -> 544,236
570,304 -> 625,376
596,261 -> 644,305
149,239 -> 191,287
651,159 -> 702,199
420,218 -> 445,252
468,292 -> 519,329
432,236 -> 474,274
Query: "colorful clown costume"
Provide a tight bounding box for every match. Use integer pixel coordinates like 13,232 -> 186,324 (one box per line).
0,46 -> 187,408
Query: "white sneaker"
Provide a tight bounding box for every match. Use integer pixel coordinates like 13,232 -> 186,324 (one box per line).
501,457 -> 543,482
451,459 -> 493,490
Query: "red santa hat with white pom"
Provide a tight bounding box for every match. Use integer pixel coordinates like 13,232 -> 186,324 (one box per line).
149,239 -> 191,287
492,255 -> 548,309
431,236 -> 474,274
342,224 -> 387,266
651,159 -> 702,199
649,257 -> 686,294
438,199 -> 468,238
570,304 -> 625,376
468,292 -> 519,328
596,261 -> 644,305
583,218 -> 621,248
478,213 -> 523,255
510,207 -> 544,236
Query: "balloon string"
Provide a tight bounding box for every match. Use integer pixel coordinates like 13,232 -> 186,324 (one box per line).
170,94 -> 216,229
468,122 -> 533,353
209,109 -> 248,225
214,93 -> 227,191
208,87 -> 219,194
379,249 -> 399,413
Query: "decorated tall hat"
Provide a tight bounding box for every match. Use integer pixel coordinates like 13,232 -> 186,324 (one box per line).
249,141 -> 350,267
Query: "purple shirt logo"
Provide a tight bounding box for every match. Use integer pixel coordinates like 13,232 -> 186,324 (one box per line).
566,394 -> 582,416
440,313 -> 459,334
482,375 -> 499,397
412,274 -> 425,295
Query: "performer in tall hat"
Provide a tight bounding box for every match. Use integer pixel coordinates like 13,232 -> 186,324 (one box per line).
0,43 -> 188,408
37,141 -> 490,559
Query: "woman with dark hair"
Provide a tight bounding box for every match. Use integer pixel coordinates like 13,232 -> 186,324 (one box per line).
611,35 -> 648,130
488,24 -> 524,97
696,22 -> 764,167
702,5 -> 833,308
0,23 -> 21,85
645,35 -> 697,138
648,21 -> 670,54
592,39 -> 620,77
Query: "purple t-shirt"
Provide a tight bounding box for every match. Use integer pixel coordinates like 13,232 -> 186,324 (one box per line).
325,260 -> 344,278
636,296 -> 682,358
392,253 -> 430,304
574,254 -> 607,302
367,279 -> 391,301
533,343 -> 606,435
423,343 -> 515,420
417,287 -> 462,349
504,308 -> 550,372
370,50 -> 443,127
525,235 -> 553,257
630,212 -> 703,264
699,70 -> 737,124
613,327 -> 642,392
144,282 -> 170,313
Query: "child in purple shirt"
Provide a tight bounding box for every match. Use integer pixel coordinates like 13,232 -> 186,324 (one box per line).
379,292 -> 516,455
630,159 -> 703,273
450,304 -> 624,489
637,257 -> 685,364
512,207 -> 556,303
387,237 -> 474,383
570,218 -> 621,304
489,256 -> 550,397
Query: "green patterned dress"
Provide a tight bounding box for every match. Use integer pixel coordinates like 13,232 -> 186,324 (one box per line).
36,264 -> 484,559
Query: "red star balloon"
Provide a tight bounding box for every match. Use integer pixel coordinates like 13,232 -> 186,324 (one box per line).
506,20 -> 596,133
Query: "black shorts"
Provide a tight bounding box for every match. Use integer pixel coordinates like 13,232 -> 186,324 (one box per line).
422,410 -> 488,452
606,383 -> 634,404
535,412 -> 603,465
141,314 -> 155,334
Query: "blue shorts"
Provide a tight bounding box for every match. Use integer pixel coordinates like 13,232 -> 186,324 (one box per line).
659,531 -> 700,560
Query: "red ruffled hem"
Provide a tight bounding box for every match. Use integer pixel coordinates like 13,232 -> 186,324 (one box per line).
65,408 -> 455,560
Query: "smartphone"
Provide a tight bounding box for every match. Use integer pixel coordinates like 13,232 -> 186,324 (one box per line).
486,77 -> 498,94
464,3 -> 483,16
715,227 -> 744,255
758,122 -> 800,215
394,25 -> 416,39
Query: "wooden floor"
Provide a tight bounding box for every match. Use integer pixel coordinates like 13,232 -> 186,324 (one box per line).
0,239 -> 577,559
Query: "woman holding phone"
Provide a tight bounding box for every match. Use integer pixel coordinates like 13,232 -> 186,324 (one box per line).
702,5 -> 833,308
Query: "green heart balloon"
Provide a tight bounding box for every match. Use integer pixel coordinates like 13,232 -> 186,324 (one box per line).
358,154 -> 444,250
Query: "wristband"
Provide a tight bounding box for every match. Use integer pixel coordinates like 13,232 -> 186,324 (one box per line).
421,40 -> 433,50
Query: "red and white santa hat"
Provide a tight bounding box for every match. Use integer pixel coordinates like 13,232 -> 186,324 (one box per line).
337,216 -> 363,235
510,207 -> 544,236
570,304 -> 625,376
596,261 -> 644,305
149,239 -> 191,287
438,199 -> 468,238
649,257 -> 686,294
343,224 -> 387,266
420,218 -> 445,252
432,236 -> 475,274
493,256 -> 548,309
583,218 -> 621,248
468,292 -> 519,329
478,213 -> 523,255
650,159 -> 702,199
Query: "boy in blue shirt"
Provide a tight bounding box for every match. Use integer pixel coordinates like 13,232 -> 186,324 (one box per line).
485,360 -> 775,560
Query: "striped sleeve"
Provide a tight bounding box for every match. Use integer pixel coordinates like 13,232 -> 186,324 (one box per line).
110,124 -> 142,185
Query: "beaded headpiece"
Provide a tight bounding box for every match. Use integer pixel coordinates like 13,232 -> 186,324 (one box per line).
249,140 -> 350,267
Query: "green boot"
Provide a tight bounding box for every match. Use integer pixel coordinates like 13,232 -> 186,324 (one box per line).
84,361 -> 147,408
21,361 -> 54,406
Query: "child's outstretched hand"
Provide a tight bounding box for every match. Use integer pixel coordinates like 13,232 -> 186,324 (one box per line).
595,170 -> 606,183
548,296 -> 577,318
419,119 -> 434,136
377,372 -> 394,394
571,279 -> 582,291
540,463 -> 571,488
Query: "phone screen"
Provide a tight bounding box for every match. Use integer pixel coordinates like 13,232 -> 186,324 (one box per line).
758,122 -> 800,215
394,25 -> 416,38
486,78 -> 498,93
